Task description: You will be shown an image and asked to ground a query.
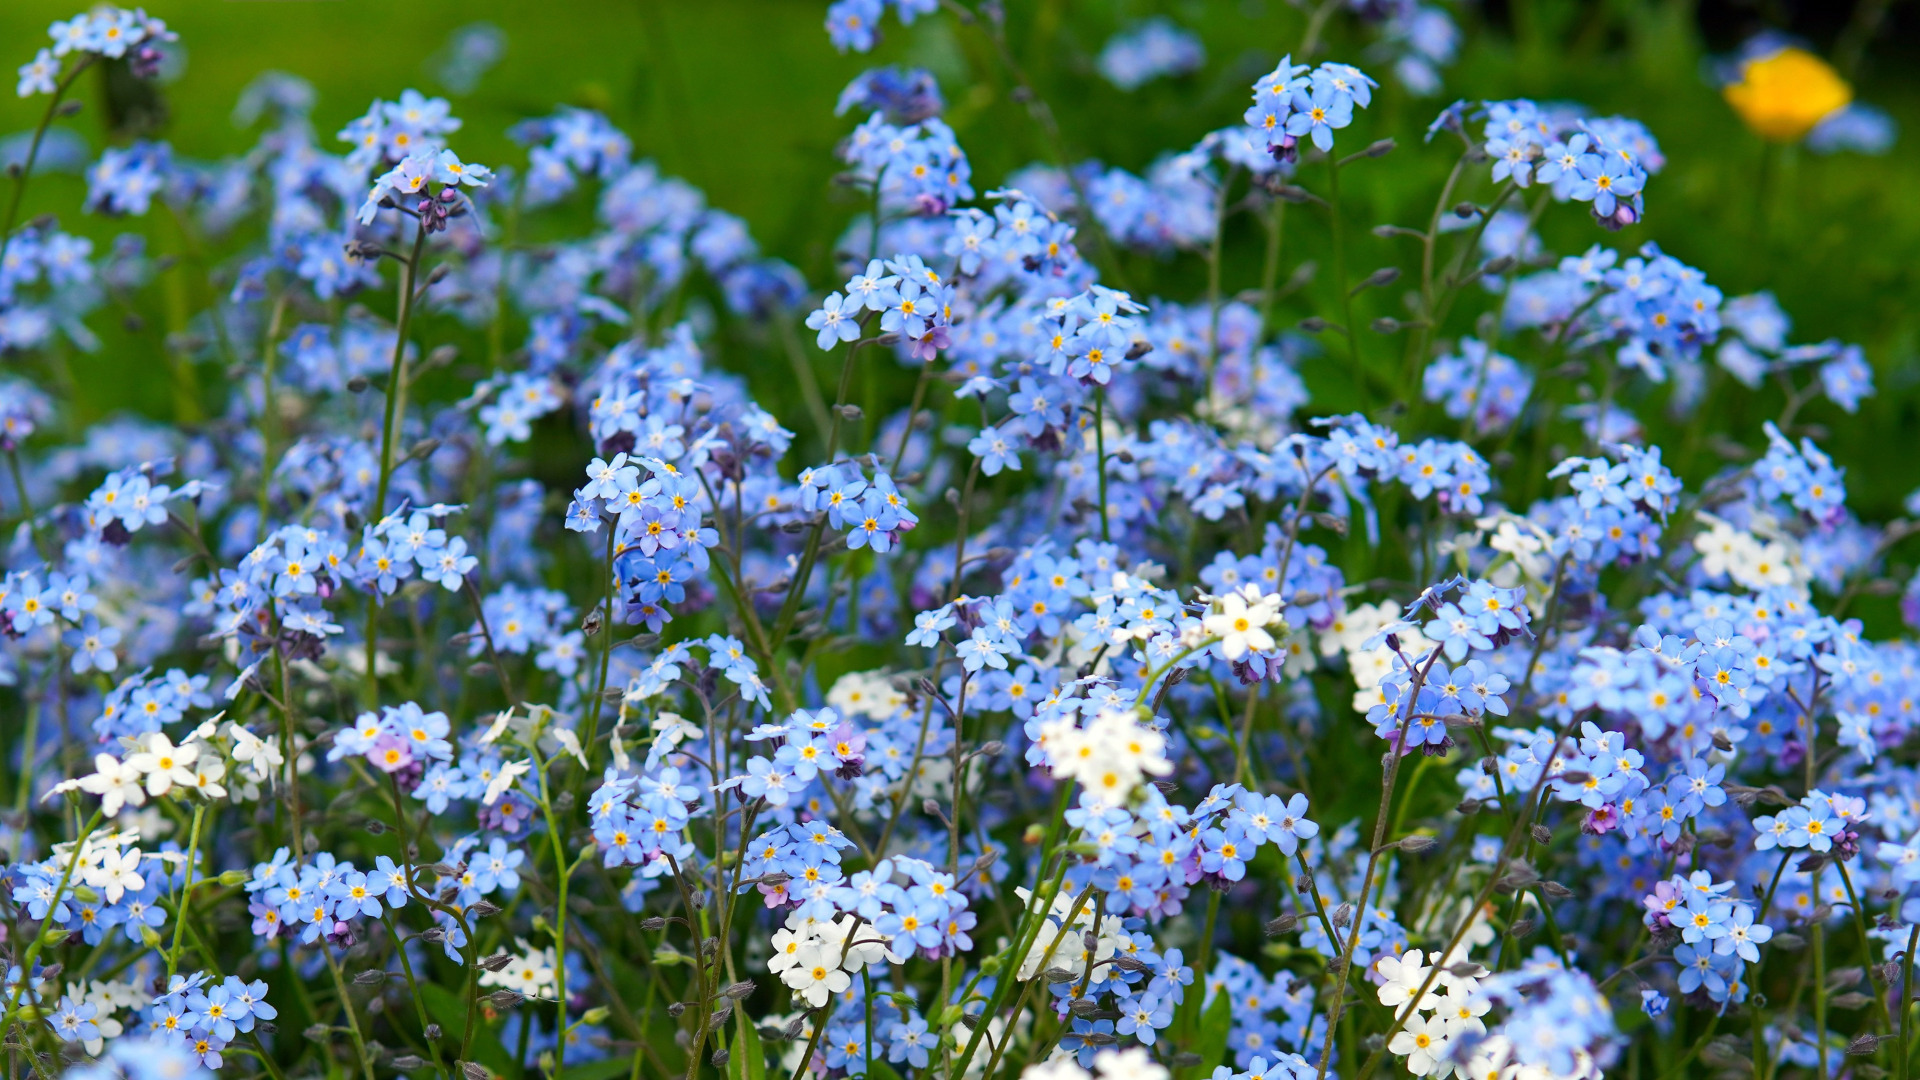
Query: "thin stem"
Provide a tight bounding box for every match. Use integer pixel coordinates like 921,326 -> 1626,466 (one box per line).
1256,197 -> 1289,346
0,55 -> 95,274
257,292 -> 290,541
1897,921 -> 1917,1080
8,450 -> 49,564
165,803 -> 207,977
1093,392 -> 1110,543
0,809 -> 102,1039
1326,156 -> 1365,410
374,222 -> 430,520
579,524 -> 620,768
321,943 -> 378,1080
1205,165 -> 1240,391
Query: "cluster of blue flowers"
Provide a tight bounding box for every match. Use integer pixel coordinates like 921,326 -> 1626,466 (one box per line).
0,7 -> 1912,1080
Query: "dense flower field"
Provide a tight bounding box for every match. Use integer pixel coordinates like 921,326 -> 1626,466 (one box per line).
0,5 -> 1914,1080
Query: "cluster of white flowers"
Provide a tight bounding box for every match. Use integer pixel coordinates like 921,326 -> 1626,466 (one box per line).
60,720 -> 280,816
62,979 -> 149,1056
1013,885 -> 1127,983
1023,1046 -> 1171,1080
1322,600 -> 1438,715
768,912 -> 891,1006
478,938 -> 560,999
826,669 -> 911,720
1373,950 -> 1490,1077
1693,513 -> 1807,592
1198,585 -> 1286,660
1037,709 -> 1172,807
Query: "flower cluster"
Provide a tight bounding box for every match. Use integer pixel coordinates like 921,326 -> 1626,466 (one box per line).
0,9 -> 1912,1080
17,7 -> 175,97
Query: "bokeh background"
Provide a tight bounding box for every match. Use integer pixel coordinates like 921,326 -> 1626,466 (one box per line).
0,0 -> 1915,505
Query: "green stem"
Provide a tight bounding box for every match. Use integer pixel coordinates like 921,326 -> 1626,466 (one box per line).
384,911 -> 449,1080
0,809 -> 102,1040
579,524 -> 620,769
1326,156 -> 1365,410
321,942 -> 377,1080
374,221 -> 430,520
0,55 -> 95,273
257,292 -> 289,541
8,450 -> 49,565
1094,392 -> 1110,543
536,755 -> 577,1080
949,784 -> 1078,1080
1256,197 -> 1289,347
1815,918 -> 1828,1080
165,803 -> 207,977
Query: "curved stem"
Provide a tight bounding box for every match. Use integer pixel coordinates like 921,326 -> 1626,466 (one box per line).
1326,156 -> 1366,410
0,55 -> 96,274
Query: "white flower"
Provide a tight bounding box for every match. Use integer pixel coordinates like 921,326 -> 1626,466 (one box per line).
480,938 -> 558,998
836,914 -> 893,972
827,671 -> 908,720
479,707 -> 516,745
1091,1047 -> 1169,1080
485,759 -> 530,805
780,945 -> 850,1006
1434,985 -> 1488,1038
1387,1013 -> 1452,1076
187,759 -> 228,801
550,726 -> 589,768
1456,1033 -> 1513,1080
76,754 -> 146,817
1693,516 -> 1758,579
1323,600 -> 1392,657
125,734 -> 198,797
768,927 -> 810,974
1022,1061 -> 1091,1080
229,723 -> 283,784
1202,589 -> 1282,660
1041,709 -> 1172,808
82,845 -> 146,904
1729,538 -> 1797,590
1373,950 -> 1440,1011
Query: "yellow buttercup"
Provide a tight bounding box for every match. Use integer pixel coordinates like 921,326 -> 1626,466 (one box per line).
1723,46 -> 1852,142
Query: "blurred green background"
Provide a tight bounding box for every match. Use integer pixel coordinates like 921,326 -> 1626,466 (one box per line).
1,0 -> 1916,510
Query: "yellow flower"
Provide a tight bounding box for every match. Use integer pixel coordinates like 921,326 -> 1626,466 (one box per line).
1722,46 -> 1851,142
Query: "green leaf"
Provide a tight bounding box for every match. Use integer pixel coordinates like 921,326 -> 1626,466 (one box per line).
731,1013 -> 768,1080
865,1059 -> 904,1080
1192,990 -> 1233,1079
